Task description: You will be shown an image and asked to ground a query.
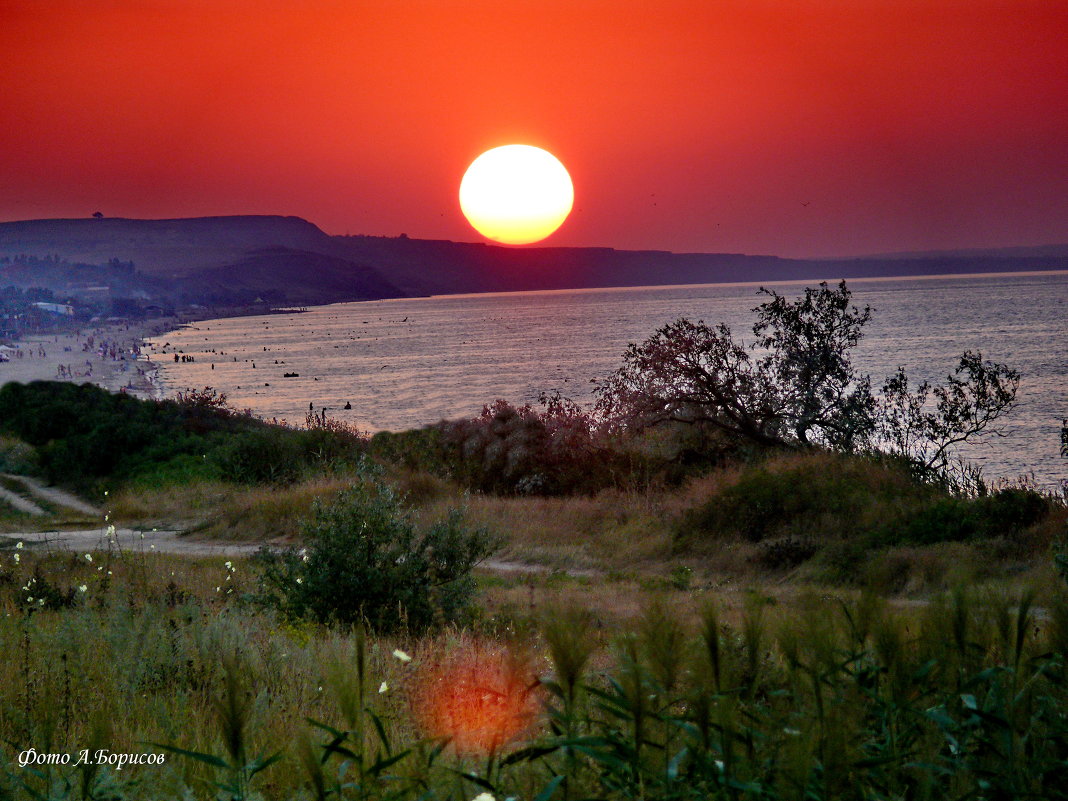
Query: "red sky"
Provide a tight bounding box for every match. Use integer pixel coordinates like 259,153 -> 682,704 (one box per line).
2,0 -> 1065,257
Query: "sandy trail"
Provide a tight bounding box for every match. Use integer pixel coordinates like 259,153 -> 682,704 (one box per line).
3,527 -> 264,557
0,484 -> 45,515
0,525 -> 587,575
1,473 -> 101,516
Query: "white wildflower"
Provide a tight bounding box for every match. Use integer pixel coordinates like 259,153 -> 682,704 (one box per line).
15,542 -> 23,549
295,577 -> 303,585
84,553 -> 93,562
392,649 -> 412,663
379,681 -> 388,693
471,793 -> 495,801
77,584 -> 87,593
13,553 -> 19,564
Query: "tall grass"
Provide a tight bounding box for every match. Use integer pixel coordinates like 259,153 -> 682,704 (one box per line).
4,542 -> 1066,799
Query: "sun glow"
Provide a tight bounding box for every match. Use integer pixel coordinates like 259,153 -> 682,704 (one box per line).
459,145 -> 574,245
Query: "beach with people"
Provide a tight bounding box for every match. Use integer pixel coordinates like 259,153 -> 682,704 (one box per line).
0,319 -> 175,400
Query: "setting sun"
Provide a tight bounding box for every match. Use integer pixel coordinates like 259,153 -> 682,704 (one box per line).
459,145 -> 574,245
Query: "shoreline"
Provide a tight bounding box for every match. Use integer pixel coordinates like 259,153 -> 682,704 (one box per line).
0,318 -> 179,401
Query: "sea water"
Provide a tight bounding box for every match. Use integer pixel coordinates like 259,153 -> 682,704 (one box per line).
148,271 -> 1068,489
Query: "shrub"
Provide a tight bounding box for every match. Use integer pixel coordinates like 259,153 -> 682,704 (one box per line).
674,452 -> 929,547
675,452 -> 1053,553
211,428 -> 307,484
886,488 -> 1052,546
438,397 -> 614,495
754,535 -> 820,570
253,476 -> 497,632
0,435 -> 39,474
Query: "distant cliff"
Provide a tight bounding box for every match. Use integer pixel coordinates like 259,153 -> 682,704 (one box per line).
2,215 -> 1066,306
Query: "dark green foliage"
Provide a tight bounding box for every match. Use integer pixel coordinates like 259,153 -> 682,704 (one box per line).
674,453 -> 931,546
512,595 -> 1068,801
210,427 -> 308,484
0,381 -> 366,492
596,281 -> 879,451
253,476 -> 497,632
675,453 -> 1054,558
367,426 -> 451,474
436,396 -> 642,495
0,436 -> 39,475
755,535 -> 820,570
889,488 -> 1053,546
598,283 -> 1020,492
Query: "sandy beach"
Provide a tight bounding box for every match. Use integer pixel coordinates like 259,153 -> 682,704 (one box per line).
0,319 -> 179,400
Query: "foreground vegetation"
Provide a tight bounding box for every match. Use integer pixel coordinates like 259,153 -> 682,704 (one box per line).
1,545 -> 1068,800
0,281 -> 1065,798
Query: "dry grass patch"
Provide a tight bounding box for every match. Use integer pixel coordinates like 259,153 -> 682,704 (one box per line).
418,488 -> 673,571
199,476 -> 356,541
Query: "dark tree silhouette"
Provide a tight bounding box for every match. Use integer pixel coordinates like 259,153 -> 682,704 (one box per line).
596,281 -> 877,451
596,281 -> 1020,481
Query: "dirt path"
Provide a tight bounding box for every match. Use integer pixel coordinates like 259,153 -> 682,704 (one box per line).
1,474 -> 101,516
0,484 -> 46,516
2,527 -> 263,557
0,525 -> 595,573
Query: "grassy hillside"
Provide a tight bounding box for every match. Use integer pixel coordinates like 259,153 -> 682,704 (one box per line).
0,382 -> 1066,798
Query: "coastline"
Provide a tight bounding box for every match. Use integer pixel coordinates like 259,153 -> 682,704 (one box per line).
0,318 -> 178,401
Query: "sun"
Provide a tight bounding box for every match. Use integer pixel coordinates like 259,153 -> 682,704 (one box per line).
459,145 -> 574,245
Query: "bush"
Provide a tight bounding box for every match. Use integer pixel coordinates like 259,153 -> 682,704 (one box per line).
674,452 -> 929,547
754,536 -> 819,570
211,428 -> 307,484
438,397 -> 623,495
0,435 -> 39,474
674,452 -> 1053,553
888,488 -> 1052,546
253,476 -> 497,632
0,381 -> 368,491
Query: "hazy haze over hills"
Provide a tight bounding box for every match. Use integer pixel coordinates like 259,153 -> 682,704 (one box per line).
2,216 -> 1065,306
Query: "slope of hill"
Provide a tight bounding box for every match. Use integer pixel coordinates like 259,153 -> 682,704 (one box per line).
0,215 -> 334,276
2,215 -> 1066,307
187,247 -> 403,306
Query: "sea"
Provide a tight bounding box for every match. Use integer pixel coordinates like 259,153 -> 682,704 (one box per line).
147,271 -> 1068,491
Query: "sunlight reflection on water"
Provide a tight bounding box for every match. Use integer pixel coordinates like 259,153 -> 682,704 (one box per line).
150,272 -> 1067,489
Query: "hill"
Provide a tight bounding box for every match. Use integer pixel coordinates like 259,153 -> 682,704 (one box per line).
2,215 -> 1066,307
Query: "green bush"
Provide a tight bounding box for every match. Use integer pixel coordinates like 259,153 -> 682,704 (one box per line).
887,487 -> 1052,546
674,453 -> 929,547
211,428 -> 307,484
0,435 -> 39,474
0,381 -> 368,491
253,476 -> 497,632
675,452 -> 1053,553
